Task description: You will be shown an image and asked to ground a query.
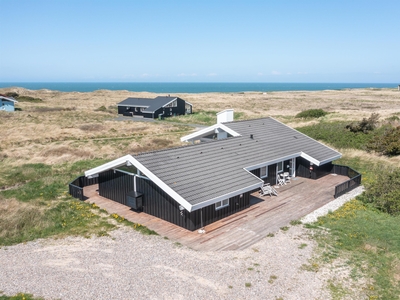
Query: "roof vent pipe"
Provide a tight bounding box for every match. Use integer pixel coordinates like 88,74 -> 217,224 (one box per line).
250,134 -> 253,139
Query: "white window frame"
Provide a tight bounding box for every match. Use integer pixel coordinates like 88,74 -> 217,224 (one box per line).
140,107 -> 146,112
277,161 -> 283,173
260,166 -> 268,178
215,199 -> 229,210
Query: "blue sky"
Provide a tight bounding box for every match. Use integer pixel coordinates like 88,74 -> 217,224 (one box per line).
1,0 -> 399,82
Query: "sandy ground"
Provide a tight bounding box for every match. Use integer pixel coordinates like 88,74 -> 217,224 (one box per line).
0,225 -> 361,300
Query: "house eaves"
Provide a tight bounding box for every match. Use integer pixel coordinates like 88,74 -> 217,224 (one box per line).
0,96 -> 18,103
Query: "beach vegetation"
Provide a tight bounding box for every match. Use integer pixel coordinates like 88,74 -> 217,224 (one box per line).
5,92 -> 43,103
297,120 -> 399,156
0,159 -> 157,246
345,113 -> 380,133
366,125 -> 400,156
295,109 -> 328,119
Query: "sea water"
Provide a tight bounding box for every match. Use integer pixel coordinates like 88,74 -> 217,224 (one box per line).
0,82 -> 396,93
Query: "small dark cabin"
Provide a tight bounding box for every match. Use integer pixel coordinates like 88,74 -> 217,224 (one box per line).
117,96 -> 192,119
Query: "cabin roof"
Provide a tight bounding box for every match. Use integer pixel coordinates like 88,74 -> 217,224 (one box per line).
133,117 -> 341,210
117,96 -> 189,113
86,117 -> 341,212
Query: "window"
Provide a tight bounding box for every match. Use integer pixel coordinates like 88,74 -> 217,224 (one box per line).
215,199 -> 229,210
135,107 -> 138,112
260,166 -> 268,178
277,161 -> 283,173
140,107 -> 146,112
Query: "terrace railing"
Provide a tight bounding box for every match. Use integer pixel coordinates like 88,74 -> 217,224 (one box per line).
332,165 -> 362,198
68,175 -> 98,200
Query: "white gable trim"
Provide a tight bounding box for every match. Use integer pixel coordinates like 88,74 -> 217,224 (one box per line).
180,123 -> 240,142
162,97 -> 178,107
300,152 -> 321,166
85,155 -> 193,212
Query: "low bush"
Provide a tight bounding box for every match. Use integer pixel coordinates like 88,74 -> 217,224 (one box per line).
366,126 -> 400,156
358,168 -> 400,215
297,121 -> 375,149
345,113 -> 379,133
295,109 -> 328,119
5,92 -> 43,103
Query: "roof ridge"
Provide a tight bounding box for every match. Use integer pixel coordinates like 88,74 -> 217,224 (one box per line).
134,135 -> 243,156
222,116 -> 271,124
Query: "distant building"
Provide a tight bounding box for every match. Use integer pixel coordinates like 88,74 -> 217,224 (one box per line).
0,96 -> 18,112
117,96 -> 192,119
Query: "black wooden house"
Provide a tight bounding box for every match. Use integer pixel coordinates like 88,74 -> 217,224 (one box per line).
117,96 -> 192,119
80,116 -> 354,231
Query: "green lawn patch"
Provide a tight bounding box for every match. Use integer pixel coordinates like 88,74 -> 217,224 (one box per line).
313,200 -> 400,299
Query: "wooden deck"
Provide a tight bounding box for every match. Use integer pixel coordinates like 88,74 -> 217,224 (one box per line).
84,174 -> 348,251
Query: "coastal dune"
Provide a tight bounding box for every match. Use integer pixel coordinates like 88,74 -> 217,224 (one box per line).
1,87 -> 399,165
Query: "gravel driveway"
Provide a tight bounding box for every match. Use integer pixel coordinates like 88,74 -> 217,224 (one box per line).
0,225 -> 331,300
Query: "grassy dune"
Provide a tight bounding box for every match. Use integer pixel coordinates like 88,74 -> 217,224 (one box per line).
1,87 -> 400,297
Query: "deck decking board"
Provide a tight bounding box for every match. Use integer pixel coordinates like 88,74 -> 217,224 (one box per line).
83,174 -> 348,251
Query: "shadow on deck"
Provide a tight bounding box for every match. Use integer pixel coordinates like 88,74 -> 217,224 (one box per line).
84,174 -> 348,251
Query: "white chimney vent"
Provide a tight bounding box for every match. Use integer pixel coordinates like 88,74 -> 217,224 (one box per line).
217,109 -> 234,124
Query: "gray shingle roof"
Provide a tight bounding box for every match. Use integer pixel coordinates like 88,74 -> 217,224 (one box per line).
117,96 -> 178,113
134,117 -> 341,209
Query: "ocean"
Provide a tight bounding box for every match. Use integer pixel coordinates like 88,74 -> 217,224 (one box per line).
0,82 -> 397,93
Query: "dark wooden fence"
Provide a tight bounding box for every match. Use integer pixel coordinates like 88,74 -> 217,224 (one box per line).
69,176 -> 99,200
332,165 -> 362,198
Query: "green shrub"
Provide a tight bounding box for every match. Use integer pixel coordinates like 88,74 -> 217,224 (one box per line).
4,92 -> 19,98
346,113 -> 379,133
367,126 -> 400,156
295,109 -> 328,119
297,121 -> 375,150
358,169 -> 400,215
16,95 -> 43,103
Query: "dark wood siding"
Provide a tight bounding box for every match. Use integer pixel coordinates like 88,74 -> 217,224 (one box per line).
250,168 -> 260,177
296,157 -> 311,178
187,193 -> 251,230
250,164 -> 277,185
98,170 -> 134,205
296,157 -> 333,180
136,177 -> 188,229
313,162 -> 333,179
97,169 -> 251,231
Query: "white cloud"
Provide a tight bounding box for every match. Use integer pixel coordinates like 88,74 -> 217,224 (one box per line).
257,72 -> 263,76
177,73 -> 197,77
271,70 -> 281,75
141,73 -> 150,78
207,73 -> 217,77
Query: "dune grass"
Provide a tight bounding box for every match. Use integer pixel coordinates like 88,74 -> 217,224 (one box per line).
309,200 -> 400,299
